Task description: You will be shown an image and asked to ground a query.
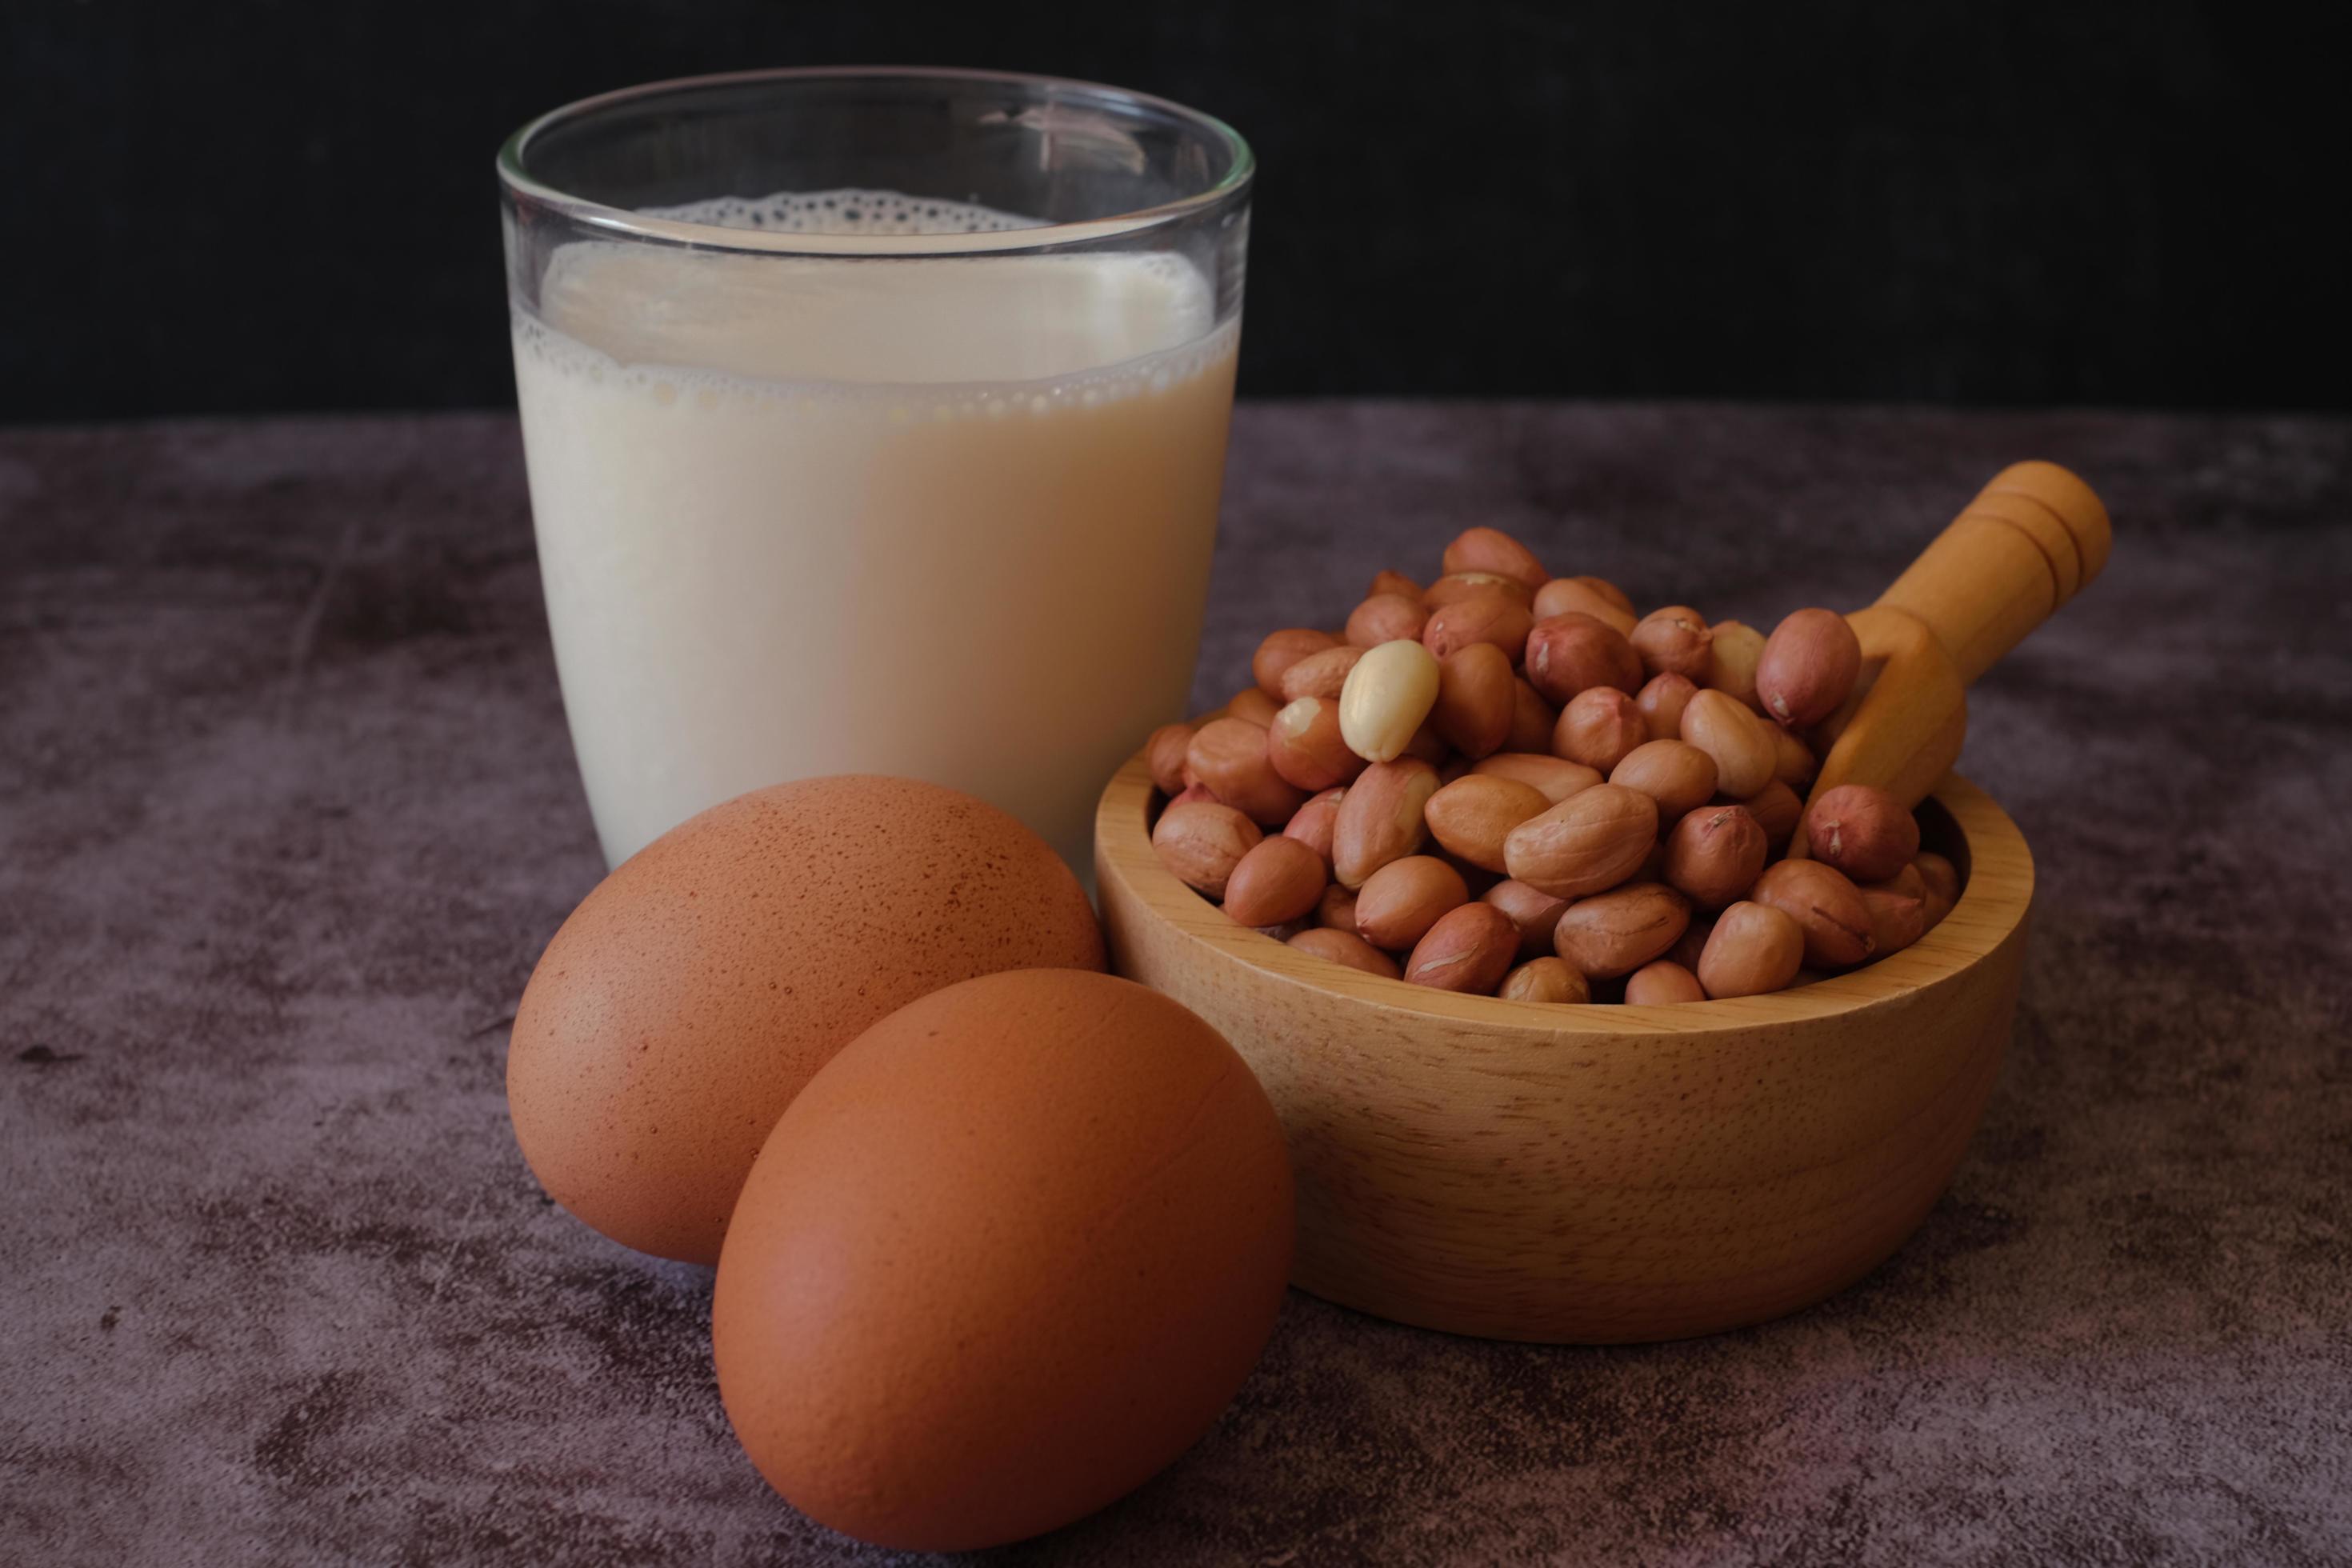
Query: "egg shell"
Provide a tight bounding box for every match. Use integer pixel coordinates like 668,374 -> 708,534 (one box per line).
712,969 -> 1294,1553
506,776 -> 1103,1265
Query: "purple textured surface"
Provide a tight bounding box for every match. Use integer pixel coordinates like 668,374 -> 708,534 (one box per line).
2,406 -> 2348,1566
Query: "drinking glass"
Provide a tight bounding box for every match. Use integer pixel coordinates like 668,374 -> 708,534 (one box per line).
498,68 -> 1252,872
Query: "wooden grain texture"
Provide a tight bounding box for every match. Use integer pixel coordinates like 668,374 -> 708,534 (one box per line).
1097,755 -> 2034,1343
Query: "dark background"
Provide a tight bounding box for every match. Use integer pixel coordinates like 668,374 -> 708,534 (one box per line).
10,1 -> 2343,422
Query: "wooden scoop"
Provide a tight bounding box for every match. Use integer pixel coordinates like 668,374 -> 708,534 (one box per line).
1797,461 -> 2113,847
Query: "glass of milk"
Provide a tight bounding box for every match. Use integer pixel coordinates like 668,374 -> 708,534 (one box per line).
498,69 -> 1251,872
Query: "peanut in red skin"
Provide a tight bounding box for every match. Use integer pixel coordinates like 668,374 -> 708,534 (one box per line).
1403,902 -> 1520,993
1222,835 -> 1329,927
1253,627 -> 1338,696
1523,613 -> 1645,705
1804,783 -> 1921,884
1756,608 -> 1862,730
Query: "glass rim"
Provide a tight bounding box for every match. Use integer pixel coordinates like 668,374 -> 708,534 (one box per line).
496,65 -> 1255,257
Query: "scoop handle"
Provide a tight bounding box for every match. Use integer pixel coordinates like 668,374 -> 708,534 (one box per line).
1870,460 -> 2113,686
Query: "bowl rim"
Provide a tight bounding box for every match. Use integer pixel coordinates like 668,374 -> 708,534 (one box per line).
1094,744 -> 2034,1040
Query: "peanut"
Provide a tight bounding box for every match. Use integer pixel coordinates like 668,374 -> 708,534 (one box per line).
1482,878 -> 1572,958
1331,757 -> 1439,888
1861,864 -> 1927,956
1430,642 -> 1517,759
1679,689 -> 1777,799
1697,901 -> 1805,997
1609,738 -> 1718,823
1368,568 -> 1424,601
1442,526 -> 1549,589
1145,722 -> 1194,795
1630,605 -> 1714,680
1403,902 -> 1521,993
1276,644 -> 1366,704
1423,594 -> 1535,662
1354,855 -> 1470,950
1804,783 -> 1921,883
1346,592 -> 1430,649
1502,782 -> 1659,898
1624,961 -> 1706,1005
1662,804 -> 1768,910
1151,801 -> 1262,899
1499,955 -> 1591,1004
1553,686 -> 1648,773
1267,697 -> 1368,793
1282,786 -> 1345,866
1222,836 -> 1329,927
1703,618 -> 1767,711
1286,926 -> 1402,979
1914,850 -> 1960,929
1524,612 -> 1644,705
1186,716 -> 1309,826
1570,574 -> 1634,615
1532,577 -> 1637,635
1338,639 -> 1442,762
1757,608 -> 1862,730
1472,750 -> 1602,804
1750,859 -> 1876,969
1424,774 -> 1552,874
1634,671 -> 1698,742
1552,882 -> 1691,978
1252,627 -> 1338,696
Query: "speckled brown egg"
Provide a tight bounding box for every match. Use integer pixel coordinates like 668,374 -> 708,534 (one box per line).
712,969 -> 1294,1553
506,776 -> 1104,1264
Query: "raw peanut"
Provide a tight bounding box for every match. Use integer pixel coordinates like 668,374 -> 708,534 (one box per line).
1624,961 -> 1706,1005
1424,774 -> 1552,873
1315,881 -> 1360,934
1441,526 -> 1549,590
1253,627 -> 1338,696
1666,910 -> 1716,970
1609,739 -> 1718,823
1750,859 -> 1876,969
1523,613 -> 1644,705
1167,782 -> 1222,809
1804,783 -> 1921,883
1553,687 -> 1647,773
1368,568 -> 1424,601
1287,926 -> 1403,979
1430,642 -> 1516,759
1499,955 -> 1591,1004
1702,618 -> 1767,712
1552,882 -> 1690,979
1862,866 -> 1927,956
1402,720 -> 1450,765
1662,804 -> 1768,910
1146,722 -> 1194,795
1502,782 -> 1659,898
1757,608 -> 1862,730
1404,902 -> 1520,994
1472,752 -> 1603,804
1346,592 -> 1430,649
1737,779 -> 1803,853
1222,835 -> 1330,927
1338,640 -> 1442,762
1283,787 -> 1345,866
1423,595 -> 1535,662
1277,644 -> 1366,704
1770,726 -> 1817,789
1331,757 -> 1439,888
1186,717 -> 1309,826
1506,677 -> 1558,754
1151,802 -> 1262,898
1634,672 -> 1698,742
1679,689 -> 1776,799
1914,851 -> 1960,929
1482,878 -> 1571,958
1630,605 -> 1714,680
1532,577 -> 1637,635
1423,570 -> 1535,610
1354,856 -> 1470,950
1267,697 -> 1369,792
1698,901 -> 1806,998
1571,574 -> 1635,615
1219,688 -> 1276,729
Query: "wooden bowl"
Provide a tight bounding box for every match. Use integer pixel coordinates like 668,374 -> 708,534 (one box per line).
1094,754 -> 2033,1343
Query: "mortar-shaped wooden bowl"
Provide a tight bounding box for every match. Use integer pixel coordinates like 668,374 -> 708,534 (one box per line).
1096,764 -> 2030,1342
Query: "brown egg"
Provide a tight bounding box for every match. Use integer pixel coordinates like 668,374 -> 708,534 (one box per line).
713,970 -> 1294,1552
506,777 -> 1103,1264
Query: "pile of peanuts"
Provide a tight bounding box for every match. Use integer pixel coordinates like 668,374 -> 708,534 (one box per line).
1146,526 -> 1962,1002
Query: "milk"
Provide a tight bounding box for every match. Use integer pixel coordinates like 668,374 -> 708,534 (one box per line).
511,191 -> 1238,870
